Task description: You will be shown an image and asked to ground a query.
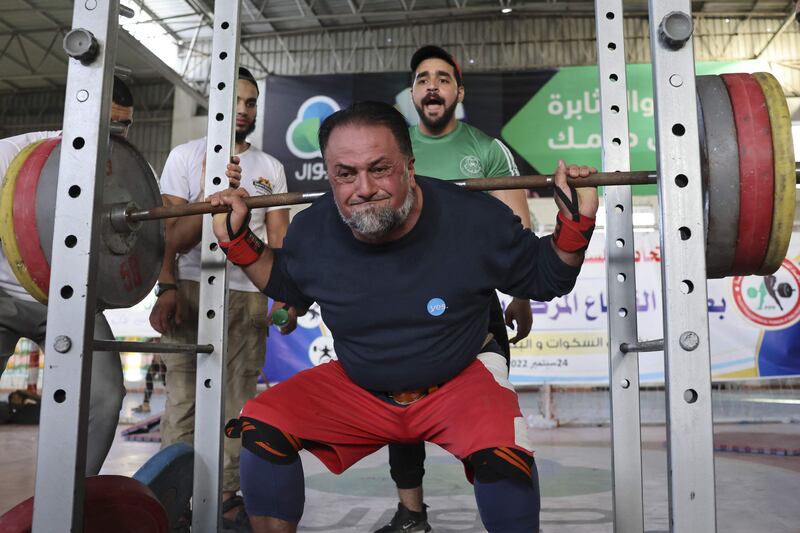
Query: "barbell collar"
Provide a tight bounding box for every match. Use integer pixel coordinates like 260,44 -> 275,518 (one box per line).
108,201 -> 142,234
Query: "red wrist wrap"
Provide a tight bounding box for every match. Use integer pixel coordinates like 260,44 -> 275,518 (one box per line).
553,211 -> 595,253
219,226 -> 265,267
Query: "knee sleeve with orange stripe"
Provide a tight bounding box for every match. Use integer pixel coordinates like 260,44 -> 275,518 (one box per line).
225,416 -> 302,465
469,447 -> 534,485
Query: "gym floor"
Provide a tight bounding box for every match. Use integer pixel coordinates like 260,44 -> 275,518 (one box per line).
1,391 -> 799,532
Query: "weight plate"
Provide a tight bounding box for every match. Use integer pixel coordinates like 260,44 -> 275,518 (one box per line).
0,141 -> 47,302
697,75 -> 741,279
0,475 -> 168,533
12,138 -> 60,302
133,442 -> 194,529
721,73 -> 774,276
36,136 -> 164,309
752,72 -> 796,275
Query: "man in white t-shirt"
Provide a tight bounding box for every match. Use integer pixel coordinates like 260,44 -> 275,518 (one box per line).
0,77 -> 134,476
149,67 -> 293,530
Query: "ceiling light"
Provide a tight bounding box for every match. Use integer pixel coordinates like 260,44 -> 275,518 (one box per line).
501,7 -> 512,14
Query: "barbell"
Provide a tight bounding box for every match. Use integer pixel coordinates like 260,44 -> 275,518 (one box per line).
0,72 -> 795,310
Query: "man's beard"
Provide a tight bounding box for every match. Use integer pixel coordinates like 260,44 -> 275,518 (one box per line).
336,176 -> 416,239
414,94 -> 458,134
235,119 -> 256,143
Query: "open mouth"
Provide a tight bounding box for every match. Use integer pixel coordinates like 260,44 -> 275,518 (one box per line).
422,95 -> 445,112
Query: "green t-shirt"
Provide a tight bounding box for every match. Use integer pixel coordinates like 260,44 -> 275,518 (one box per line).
410,121 -> 519,181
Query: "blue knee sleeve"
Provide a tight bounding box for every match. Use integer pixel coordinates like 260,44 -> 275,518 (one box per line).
474,461 -> 540,533
240,447 -> 305,523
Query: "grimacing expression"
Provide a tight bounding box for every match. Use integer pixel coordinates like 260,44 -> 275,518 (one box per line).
411,57 -> 463,133
235,78 -> 258,142
325,123 -> 416,240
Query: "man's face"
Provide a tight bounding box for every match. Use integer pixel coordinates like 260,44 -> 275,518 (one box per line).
325,123 -> 417,241
411,57 -> 463,134
110,102 -> 133,139
235,78 -> 258,142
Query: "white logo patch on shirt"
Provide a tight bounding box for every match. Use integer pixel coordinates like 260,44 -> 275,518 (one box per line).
253,177 -> 273,195
459,155 -> 483,177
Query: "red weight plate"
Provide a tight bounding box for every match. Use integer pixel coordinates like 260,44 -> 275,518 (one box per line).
12,137 -> 61,298
720,73 -> 774,275
0,475 -> 168,533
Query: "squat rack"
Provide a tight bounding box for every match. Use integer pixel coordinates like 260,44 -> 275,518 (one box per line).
32,0 -> 718,531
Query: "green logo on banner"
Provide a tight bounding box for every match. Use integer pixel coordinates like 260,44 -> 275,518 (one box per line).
501,61 -> 763,194
286,96 -> 341,159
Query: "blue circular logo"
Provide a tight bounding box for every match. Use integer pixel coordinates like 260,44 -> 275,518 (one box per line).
427,298 -> 447,317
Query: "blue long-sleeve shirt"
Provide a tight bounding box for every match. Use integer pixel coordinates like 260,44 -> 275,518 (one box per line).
265,176 -> 581,391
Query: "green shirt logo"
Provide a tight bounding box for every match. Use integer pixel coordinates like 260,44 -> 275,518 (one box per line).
459,155 -> 483,177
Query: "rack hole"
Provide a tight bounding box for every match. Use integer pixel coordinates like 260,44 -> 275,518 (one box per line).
609,73 -> 618,82
680,280 -> 694,294
606,11 -> 615,19
617,273 -> 626,282
60,285 -> 73,299
72,137 -> 85,150
207,310 -> 215,319
610,105 -> 620,113
218,82 -> 226,90
54,389 -> 66,403
204,379 -> 212,389
612,137 -> 621,146
69,185 -> 81,198
209,242 -> 218,251
212,177 -> 221,186
608,42 -> 617,50
618,307 -> 628,318
674,174 -> 688,188
215,113 -> 224,122
684,389 -> 698,403
219,51 -> 228,60
615,238 -> 625,248
679,226 -> 691,240
214,144 -> 222,153
221,21 -> 229,29
65,235 -> 77,248
615,204 -> 624,213
208,276 -> 216,285
672,123 -> 686,136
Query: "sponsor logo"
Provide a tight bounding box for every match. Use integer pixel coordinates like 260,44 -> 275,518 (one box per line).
308,335 -> 337,366
286,96 -> 340,159
459,155 -> 483,177
732,259 -> 800,329
427,297 -> 447,317
297,303 -> 322,329
252,177 -> 273,195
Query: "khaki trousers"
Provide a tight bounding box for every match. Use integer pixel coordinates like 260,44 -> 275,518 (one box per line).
160,280 -> 269,491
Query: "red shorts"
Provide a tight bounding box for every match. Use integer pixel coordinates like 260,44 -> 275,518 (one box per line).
240,351 -> 533,475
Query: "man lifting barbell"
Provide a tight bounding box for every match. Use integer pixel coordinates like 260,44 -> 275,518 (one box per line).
207,101 -> 599,533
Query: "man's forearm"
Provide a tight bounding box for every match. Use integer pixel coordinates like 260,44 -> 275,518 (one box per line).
158,218 -> 179,283
168,214 -> 205,254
